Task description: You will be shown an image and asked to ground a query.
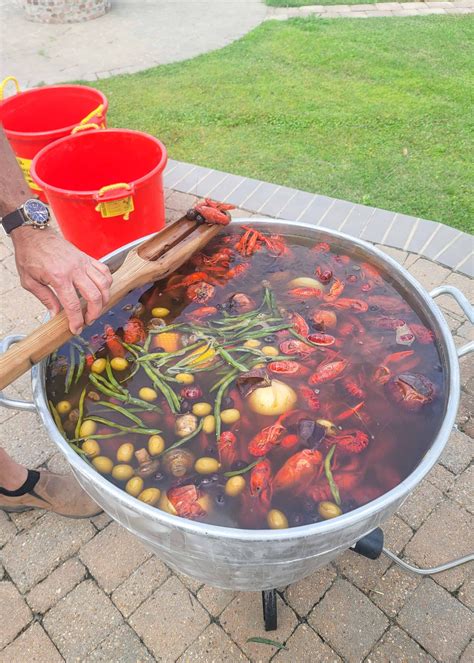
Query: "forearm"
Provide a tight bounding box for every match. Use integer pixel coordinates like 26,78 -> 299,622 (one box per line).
0,125 -> 30,217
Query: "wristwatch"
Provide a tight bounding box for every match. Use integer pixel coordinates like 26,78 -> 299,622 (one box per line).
1,198 -> 50,235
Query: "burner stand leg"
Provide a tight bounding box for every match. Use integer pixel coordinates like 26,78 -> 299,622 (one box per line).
262,589 -> 277,631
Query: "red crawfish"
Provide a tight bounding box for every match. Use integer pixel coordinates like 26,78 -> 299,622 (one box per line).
273,449 -> 323,495
123,317 -> 146,344
268,360 -> 309,378
312,242 -> 331,253
279,338 -> 317,357
325,298 -> 368,313
311,310 -> 337,330
410,323 -> 435,345
323,278 -> 345,302
372,350 -> 419,385
235,226 -> 265,256
367,295 -> 411,315
218,431 -> 238,468
187,198 -> 234,225
250,459 -> 273,509
226,262 -> 250,280
334,400 -> 365,423
307,332 -> 336,346
289,311 -> 309,337
248,420 -> 286,457
332,429 -> 369,454
371,316 -> 406,331
104,325 -> 126,358
341,376 -> 366,400
186,306 -> 218,320
165,272 -> 216,291
266,233 -> 290,256
315,266 -> 333,284
307,455 -> 365,502
192,247 -> 233,269
288,287 -> 323,299
299,385 -> 320,411
186,282 -> 216,304
309,354 -> 349,385
167,485 -> 208,520
360,262 -> 384,288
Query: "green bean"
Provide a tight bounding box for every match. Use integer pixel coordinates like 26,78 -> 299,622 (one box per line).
137,341 -> 202,364
87,416 -> 161,435
289,329 -> 321,349
142,363 -> 180,413
74,348 -> 86,385
210,368 -> 238,393
325,445 -> 341,506
122,342 -> 140,359
223,460 -> 260,478
74,388 -> 87,439
95,400 -> 144,426
164,419 -> 204,454
233,323 -> 291,340
64,345 -> 76,394
49,400 -> 66,436
214,373 -> 237,440
119,363 -> 141,384
106,358 -> 127,394
217,348 -> 248,372
147,322 -> 186,335
88,374 -> 157,411
69,431 -> 128,443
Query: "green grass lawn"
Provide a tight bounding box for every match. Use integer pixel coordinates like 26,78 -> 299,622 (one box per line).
266,0 -> 414,6
92,16 -> 473,233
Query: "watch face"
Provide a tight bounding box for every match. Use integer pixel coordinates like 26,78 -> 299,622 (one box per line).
24,199 -> 50,226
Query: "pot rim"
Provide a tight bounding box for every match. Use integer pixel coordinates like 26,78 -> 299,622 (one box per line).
32,218 -> 460,542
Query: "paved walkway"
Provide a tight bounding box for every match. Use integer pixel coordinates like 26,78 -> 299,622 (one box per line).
2,0 -> 474,89
0,0 -> 267,87
0,168 -> 473,660
268,0 -> 474,19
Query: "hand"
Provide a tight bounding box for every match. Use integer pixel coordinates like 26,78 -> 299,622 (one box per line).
12,227 -> 113,334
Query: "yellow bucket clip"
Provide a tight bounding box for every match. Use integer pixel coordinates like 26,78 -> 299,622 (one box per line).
94,183 -> 135,221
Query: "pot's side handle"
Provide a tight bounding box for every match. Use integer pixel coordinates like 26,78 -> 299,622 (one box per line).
0,335 -> 36,411
430,286 -> 474,358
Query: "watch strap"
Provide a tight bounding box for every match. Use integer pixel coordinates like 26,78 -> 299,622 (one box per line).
1,208 -> 26,235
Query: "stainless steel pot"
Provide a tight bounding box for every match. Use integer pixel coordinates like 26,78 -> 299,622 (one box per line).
1,219 -> 472,591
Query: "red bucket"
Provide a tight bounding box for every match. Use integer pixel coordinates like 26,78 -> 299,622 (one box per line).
0,78 -> 108,201
31,128 -> 168,259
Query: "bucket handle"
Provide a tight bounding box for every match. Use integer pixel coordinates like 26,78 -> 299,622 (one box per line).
94,183 -> 135,221
71,122 -> 101,135
78,103 -> 106,129
0,76 -> 21,100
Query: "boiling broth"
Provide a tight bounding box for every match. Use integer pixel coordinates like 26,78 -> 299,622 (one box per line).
46,227 -> 445,529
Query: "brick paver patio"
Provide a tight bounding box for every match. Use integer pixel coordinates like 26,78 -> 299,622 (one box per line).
0,166 -> 472,661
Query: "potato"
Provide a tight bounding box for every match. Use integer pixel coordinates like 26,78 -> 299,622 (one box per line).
248,380 -> 297,416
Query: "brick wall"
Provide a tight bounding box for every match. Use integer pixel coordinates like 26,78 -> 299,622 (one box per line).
23,0 -> 111,24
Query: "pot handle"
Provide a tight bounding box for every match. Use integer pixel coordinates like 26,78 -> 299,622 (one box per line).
430,286 -> 474,358
0,335 -> 36,411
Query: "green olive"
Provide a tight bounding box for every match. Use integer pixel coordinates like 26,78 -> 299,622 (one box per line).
267,509 -> 289,529
82,439 -> 100,458
316,419 -> 339,437
56,400 -> 72,415
138,387 -> 158,402
318,501 -> 342,519
175,373 -> 194,385
192,402 -> 212,417
225,476 -> 246,497
79,420 -> 97,437
112,464 -> 135,481
125,476 -> 144,497
220,408 -> 241,424
91,358 -> 107,374
138,488 -> 161,506
195,457 -> 221,474
243,339 -> 261,349
261,346 -> 279,357
148,434 -> 165,456
110,357 -> 129,372
116,443 -> 134,463
92,456 -> 113,474
202,415 -> 216,434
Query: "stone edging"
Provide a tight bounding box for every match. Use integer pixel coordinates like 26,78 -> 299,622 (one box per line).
163,159 -> 473,277
266,0 -> 474,19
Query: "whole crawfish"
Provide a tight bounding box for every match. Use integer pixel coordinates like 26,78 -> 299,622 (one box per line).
273,449 -> 323,494
123,317 -> 146,344
104,325 -> 126,358
186,198 -> 234,225
218,431 -> 238,468
250,459 -> 273,509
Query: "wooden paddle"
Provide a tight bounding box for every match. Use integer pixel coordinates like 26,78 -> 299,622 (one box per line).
0,215 -> 222,390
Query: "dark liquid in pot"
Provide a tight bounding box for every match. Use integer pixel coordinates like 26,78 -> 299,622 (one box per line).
46,228 -> 445,529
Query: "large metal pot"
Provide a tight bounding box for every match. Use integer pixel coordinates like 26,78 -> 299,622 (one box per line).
1,219 -> 472,591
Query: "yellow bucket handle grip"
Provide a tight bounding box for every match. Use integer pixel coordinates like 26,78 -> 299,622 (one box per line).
0,76 -> 21,101
79,103 -> 106,128
95,183 -> 134,220
71,123 -> 100,135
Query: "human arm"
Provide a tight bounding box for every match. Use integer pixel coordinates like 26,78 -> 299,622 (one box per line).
0,126 -> 112,334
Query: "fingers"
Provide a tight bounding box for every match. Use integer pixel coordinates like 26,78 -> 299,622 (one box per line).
22,278 -> 61,317
73,272 -> 104,326
53,282 -> 85,335
92,259 -> 113,285
87,263 -> 112,307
